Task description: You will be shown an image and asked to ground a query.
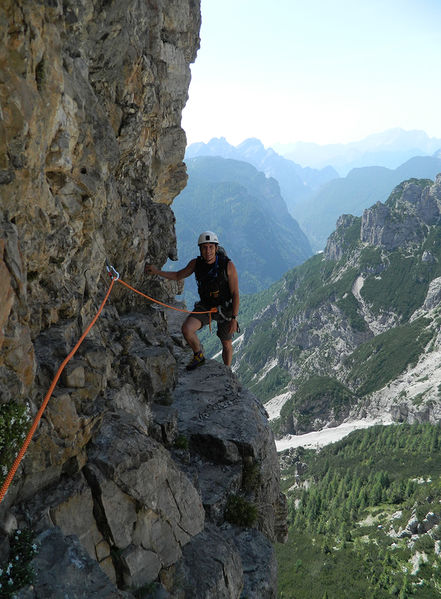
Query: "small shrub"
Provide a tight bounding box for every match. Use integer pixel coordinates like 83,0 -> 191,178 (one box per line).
413,534 -> 434,554
431,524 -> 441,541
35,57 -> 45,91
0,528 -> 38,598
225,494 -> 257,527
174,435 -> 189,450
0,402 -> 31,486
133,581 -> 158,598
242,459 -> 261,494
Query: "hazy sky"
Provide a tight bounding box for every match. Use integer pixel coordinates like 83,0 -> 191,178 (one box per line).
182,0 -> 441,147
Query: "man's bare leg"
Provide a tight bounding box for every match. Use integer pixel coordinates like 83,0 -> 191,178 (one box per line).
221,339 -> 233,366
181,316 -> 203,353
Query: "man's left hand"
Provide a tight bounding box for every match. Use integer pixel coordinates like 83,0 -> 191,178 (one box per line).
229,318 -> 239,335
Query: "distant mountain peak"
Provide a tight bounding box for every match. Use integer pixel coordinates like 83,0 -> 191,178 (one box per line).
237,137 -> 266,150
234,174 -> 441,442
185,137 -> 339,218
272,128 -> 441,174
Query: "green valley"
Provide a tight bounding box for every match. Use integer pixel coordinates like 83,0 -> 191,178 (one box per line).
277,423 -> 441,598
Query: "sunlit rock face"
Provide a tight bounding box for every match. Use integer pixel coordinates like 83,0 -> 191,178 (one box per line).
0,2 -> 285,597
0,0 -> 199,401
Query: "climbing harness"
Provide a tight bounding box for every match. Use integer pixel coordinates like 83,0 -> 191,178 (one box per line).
217,305 -> 240,333
0,265 -> 218,504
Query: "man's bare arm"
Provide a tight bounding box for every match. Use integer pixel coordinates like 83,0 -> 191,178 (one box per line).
145,259 -> 196,281
227,261 -> 240,333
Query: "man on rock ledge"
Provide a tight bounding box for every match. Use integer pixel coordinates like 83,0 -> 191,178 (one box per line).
145,231 -> 240,369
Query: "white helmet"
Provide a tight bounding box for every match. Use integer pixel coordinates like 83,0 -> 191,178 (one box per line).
197,231 -> 219,245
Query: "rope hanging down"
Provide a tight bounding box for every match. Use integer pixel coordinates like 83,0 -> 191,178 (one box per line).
0,266 -> 217,504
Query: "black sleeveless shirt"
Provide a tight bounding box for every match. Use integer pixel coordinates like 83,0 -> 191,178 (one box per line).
194,253 -> 232,308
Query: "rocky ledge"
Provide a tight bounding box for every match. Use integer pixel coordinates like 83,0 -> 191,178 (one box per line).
2,306 -> 286,599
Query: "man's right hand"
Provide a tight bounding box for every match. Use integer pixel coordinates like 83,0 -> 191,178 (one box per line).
145,264 -> 158,275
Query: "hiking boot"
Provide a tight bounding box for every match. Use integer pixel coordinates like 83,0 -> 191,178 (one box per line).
186,350 -> 205,371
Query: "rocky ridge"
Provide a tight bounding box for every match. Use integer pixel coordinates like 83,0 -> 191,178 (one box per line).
0,2 -> 285,597
235,175 -> 441,436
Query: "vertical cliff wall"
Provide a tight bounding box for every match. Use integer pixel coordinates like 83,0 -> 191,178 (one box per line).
0,2 -> 286,597
0,0 -> 198,402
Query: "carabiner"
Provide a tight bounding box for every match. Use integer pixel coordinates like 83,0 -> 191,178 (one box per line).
106,263 -> 120,281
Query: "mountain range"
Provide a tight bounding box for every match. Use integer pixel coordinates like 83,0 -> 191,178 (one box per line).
274,128 -> 441,175
296,155 -> 441,250
186,134 -> 441,254
260,175 -> 441,598
186,137 -> 338,214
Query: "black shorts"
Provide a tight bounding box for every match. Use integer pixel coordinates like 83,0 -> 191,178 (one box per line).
190,302 -> 233,341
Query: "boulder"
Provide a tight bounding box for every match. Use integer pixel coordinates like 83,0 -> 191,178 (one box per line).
421,512 -> 440,533
173,525 -> 243,599
407,516 -> 419,535
15,527 -> 133,599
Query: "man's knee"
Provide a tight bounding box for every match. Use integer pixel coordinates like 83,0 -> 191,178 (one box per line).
181,320 -> 191,337
182,316 -> 201,337
221,339 -> 232,351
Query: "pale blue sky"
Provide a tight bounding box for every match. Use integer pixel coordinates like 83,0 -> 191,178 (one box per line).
182,0 -> 441,147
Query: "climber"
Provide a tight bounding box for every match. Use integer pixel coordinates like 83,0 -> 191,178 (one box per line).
145,231 -> 239,369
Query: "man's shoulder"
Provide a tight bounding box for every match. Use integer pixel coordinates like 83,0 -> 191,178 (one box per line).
218,252 -> 230,266
179,258 -> 197,277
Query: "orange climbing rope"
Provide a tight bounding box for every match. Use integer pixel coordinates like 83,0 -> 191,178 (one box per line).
117,277 -> 218,327
0,273 -> 118,504
0,266 -> 217,503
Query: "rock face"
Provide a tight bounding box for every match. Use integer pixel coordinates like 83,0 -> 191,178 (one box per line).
359,179 -> 441,251
0,2 -> 285,598
1,0 -> 197,403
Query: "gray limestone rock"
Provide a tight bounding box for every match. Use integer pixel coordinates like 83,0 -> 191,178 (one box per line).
15,527 -> 133,599
173,357 -> 287,545
173,525 -> 244,599
421,512 -> 440,534
227,527 -> 278,599
407,516 -> 419,535
120,545 -> 162,589
15,473 -> 111,568
325,214 -> 359,261
360,179 -> 441,251
422,277 -> 441,311
86,411 -> 205,545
